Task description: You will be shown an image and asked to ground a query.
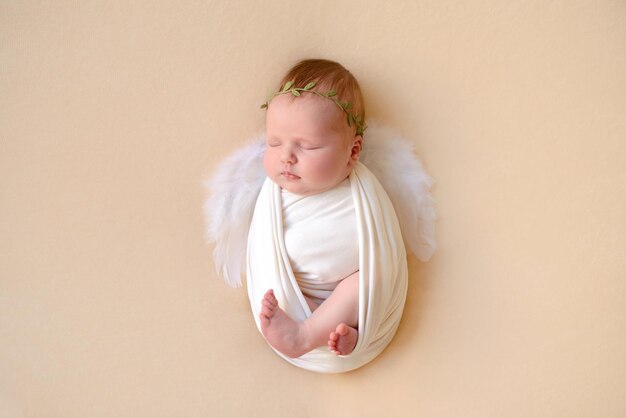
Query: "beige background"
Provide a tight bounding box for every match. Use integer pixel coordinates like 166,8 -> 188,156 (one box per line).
1,1 -> 625,417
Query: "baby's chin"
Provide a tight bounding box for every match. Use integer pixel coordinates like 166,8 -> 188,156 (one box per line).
272,177 -> 330,196
279,182 -> 316,196
274,180 -> 342,196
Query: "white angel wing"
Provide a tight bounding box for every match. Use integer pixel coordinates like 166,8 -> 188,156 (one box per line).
203,136 -> 266,287
359,121 -> 437,262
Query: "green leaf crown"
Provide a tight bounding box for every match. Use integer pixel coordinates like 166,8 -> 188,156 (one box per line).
260,80 -> 367,136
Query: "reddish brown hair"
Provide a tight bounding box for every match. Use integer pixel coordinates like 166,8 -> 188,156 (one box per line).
278,59 -> 365,135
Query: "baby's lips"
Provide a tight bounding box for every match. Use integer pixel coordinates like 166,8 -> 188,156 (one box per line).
281,171 -> 301,179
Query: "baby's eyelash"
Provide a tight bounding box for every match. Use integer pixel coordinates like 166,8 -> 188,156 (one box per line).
266,141 -> 320,150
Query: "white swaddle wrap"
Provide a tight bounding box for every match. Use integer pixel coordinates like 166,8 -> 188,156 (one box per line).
281,178 -> 358,303
247,162 -> 408,373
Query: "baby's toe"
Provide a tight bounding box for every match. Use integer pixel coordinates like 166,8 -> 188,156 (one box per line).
259,313 -> 270,328
328,333 -> 340,354
264,290 -> 277,305
261,298 -> 274,310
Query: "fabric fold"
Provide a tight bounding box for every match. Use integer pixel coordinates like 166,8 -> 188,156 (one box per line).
246,162 -> 408,373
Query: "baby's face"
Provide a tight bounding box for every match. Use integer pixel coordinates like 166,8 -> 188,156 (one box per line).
264,94 -> 359,196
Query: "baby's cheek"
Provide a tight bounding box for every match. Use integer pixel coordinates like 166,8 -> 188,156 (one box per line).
262,152 -> 274,175
314,161 -> 338,183
307,159 -> 327,177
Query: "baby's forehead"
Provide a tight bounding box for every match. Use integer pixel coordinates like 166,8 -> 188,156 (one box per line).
269,92 -> 337,113
268,94 -> 344,127
265,92 -> 356,140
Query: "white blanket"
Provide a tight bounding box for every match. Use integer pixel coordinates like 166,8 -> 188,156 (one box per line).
247,162 -> 408,373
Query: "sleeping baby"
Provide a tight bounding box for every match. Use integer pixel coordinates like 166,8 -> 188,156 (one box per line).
258,59 -> 366,357
206,58 -> 436,373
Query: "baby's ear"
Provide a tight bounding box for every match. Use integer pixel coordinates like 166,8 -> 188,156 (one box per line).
349,135 -> 363,164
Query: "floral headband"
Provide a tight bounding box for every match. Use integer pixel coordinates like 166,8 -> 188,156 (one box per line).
261,80 -> 367,136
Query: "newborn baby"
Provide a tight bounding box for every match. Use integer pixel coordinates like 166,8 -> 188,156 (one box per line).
206,58 -> 435,372
258,59 -> 366,357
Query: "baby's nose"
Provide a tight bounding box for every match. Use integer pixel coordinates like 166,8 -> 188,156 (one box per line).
280,152 -> 296,164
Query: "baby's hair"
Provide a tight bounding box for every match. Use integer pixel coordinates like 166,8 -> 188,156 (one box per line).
278,59 -> 366,136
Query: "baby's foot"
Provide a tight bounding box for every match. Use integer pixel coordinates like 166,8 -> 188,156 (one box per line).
328,323 -> 358,355
259,289 -> 310,358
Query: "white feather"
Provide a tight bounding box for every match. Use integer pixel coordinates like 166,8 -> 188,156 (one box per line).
203,137 -> 266,287
359,121 -> 437,262
203,121 -> 437,286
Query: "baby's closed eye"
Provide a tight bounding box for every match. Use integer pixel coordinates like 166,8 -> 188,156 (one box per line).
300,141 -> 323,150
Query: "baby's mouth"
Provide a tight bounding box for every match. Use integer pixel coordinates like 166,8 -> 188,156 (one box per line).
281,171 -> 301,180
